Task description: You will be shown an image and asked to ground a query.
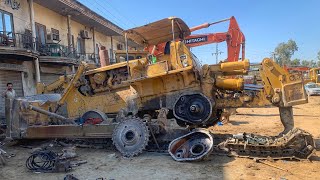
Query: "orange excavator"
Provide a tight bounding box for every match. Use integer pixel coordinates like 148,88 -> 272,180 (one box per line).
146,16 -> 245,62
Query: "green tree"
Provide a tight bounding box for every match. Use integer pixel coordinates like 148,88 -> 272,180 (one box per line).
274,39 -> 298,67
301,60 -> 310,67
290,58 -> 300,66
310,60 -> 317,68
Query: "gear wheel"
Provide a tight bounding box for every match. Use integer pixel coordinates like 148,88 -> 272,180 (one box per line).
112,117 -> 150,157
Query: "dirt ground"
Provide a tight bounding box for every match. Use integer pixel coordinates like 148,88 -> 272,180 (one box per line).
1,96 -> 320,180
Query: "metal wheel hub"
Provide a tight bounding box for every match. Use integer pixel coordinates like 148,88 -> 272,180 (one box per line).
173,93 -> 212,125
112,117 -> 150,157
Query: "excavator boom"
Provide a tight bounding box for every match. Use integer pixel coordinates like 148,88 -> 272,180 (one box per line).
146,16 -> 245,62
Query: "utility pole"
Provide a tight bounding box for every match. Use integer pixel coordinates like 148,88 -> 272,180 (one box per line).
212,44 -> 223,64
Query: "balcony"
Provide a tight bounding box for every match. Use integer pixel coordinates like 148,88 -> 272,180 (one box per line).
37,43 -> 99,65
0,31 -> 99,64
0,31 -> 38,59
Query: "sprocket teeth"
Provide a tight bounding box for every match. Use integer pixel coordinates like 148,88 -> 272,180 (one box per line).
112,117 -> 150,157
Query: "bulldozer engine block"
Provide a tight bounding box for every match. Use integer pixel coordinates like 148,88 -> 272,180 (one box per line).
173,93 -> 213,125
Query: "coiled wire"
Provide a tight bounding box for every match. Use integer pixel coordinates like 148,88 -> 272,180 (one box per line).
26,150 -> 57,172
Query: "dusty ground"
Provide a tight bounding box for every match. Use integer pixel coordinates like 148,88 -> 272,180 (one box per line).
0,96 -> 320,180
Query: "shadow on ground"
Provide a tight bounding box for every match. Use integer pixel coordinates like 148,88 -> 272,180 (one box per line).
229,121 -> 249,126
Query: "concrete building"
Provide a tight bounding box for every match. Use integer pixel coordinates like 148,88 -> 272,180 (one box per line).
0,0 -> 135,120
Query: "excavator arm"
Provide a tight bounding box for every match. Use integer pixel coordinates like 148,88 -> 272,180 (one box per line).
146,16 -> 245,62
185,16 -> 245,62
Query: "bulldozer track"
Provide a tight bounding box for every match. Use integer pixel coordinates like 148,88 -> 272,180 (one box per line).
58,128 -> 315,161
215,128 -> 316,160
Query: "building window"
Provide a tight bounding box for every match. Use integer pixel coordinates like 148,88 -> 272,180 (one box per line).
0,10 -> 14,42
51,28 -> 59,41
35,23 -> 47,45
76,37 -> 85,54
117,43 -> 123,50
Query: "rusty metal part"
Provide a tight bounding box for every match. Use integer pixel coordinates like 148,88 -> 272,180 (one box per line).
253,158 -> 292,174
81,110 -> 109,124
144,114 -> 160,150
26,104 -> 75,124
216,128 -> 316,160
168,129 -> 213,161
173,93 -> 213,125
23,124 -> 115,139
279,107 -> 294,135
112,117 -> 150,157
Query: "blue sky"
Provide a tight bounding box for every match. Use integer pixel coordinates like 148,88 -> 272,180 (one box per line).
79,0 -> 320,64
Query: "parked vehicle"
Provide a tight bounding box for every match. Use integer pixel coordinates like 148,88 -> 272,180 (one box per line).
305,83 -> 320,96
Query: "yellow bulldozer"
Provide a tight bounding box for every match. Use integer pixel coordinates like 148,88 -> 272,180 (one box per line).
5,17 -> 315,161
309,67 -> 320,84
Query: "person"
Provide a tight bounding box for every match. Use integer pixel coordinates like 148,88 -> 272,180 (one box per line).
2,83 -> 16,99
1,83 -> 16,129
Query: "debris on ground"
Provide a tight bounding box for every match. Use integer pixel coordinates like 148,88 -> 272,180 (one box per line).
26,146 -> 86,173
64,174 -> 80,180
253,158 -> 292,174
0,142 -> 16,166
0,147 -> 6,165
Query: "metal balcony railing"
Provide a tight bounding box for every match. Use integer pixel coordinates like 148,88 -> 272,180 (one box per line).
0,31 -> 37,50
0,31 -> 100,63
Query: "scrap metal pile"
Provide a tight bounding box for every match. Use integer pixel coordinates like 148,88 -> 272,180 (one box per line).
215,128 -> 315,160
1,16 -> 317,164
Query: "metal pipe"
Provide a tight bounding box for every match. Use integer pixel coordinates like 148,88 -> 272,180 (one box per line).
244,84 -> 263,89
71,65 -> 75,73
171,19 -> 175,41
34,57 -> 41,83
190,18 -> 231,32
242,41 -> 245,61
124,33 -> 131,79
92,27 -> 96,63
28,0 -> 36,50
208,18 -> 231,26
250,63 -> 262,66
28,105 -> 75,124
67,15 -> 73,54
110,36 -> 114,62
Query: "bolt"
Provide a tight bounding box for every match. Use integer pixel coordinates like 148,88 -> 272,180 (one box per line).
190,105 -> 200,113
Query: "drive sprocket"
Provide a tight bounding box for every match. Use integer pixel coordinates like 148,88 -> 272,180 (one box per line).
112,117 -> 150,157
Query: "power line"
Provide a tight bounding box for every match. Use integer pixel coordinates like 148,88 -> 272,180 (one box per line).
212,44 -> 223,64
91,0 -> 130,29
102,0 -> 137,27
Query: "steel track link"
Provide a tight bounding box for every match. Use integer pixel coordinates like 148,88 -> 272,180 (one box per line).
215,128 -> 316,160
